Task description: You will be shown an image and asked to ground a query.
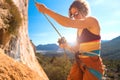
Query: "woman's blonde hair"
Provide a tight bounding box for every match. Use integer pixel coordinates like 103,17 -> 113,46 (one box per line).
69,0 -> 90,18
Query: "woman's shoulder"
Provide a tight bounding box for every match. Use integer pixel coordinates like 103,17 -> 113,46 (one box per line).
86,16 -> 100,34
85,16 -> 99,26
86,16 -> 98,22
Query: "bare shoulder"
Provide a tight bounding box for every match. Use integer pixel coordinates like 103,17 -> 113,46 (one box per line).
86,16 -> 100,35
86,16 -> 99,23
85,16 -> 100,28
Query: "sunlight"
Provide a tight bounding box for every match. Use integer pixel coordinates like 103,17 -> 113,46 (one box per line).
66,34 -> 77,44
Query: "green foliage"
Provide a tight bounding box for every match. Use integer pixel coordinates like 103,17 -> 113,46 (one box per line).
101,37 -> 120,60
36,53 -> 120,80
36,53 -> 73,80
5,0 -> 22,35
103,59 -> 120,80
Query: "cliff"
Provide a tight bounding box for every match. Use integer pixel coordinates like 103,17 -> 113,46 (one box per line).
0,0 -> 48,79
0,49 -> 42,80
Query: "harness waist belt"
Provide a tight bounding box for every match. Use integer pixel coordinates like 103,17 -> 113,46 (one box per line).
79,50 -> 100,56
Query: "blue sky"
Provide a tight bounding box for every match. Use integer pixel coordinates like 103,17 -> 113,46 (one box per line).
28,0 -> 120,46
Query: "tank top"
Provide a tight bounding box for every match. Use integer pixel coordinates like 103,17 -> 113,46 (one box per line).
77,28 -> 101,43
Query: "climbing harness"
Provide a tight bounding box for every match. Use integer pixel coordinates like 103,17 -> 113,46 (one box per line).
75,52 -> 102,80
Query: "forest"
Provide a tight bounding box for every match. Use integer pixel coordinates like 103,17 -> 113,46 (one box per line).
36,53 -> 120,80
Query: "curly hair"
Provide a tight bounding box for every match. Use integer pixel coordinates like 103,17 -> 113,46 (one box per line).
69,0 -> 90,18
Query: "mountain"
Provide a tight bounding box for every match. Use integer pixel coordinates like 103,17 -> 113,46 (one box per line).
101,40 -> 109,43
36,44 -> 59,51
101,36 -> 120,60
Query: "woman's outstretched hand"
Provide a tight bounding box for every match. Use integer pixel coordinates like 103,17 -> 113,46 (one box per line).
35,3 -> 47,13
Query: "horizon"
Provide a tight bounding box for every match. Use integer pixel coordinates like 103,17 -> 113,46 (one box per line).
28,0 -> 120,45
35,38 -> 118,46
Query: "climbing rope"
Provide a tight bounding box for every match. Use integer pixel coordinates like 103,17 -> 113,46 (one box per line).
33,0 -> 69,58
33,0 -> 62,38
42,13 -> 62,38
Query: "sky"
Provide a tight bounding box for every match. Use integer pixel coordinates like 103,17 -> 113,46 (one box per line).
28,0 -> 120,46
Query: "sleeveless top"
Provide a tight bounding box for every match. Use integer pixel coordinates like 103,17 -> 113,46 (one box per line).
77,28 -> 101,43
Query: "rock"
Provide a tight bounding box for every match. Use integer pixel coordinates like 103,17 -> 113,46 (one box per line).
0,49 -> 42,80
0,0 -> 48,79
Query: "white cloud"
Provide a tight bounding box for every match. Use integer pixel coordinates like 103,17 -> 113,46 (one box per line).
101,20 -> 120,28
101,32 -> 120,40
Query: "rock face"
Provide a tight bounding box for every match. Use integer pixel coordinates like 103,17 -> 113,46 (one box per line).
0,49 -> 42,80
0,0 -> 48,79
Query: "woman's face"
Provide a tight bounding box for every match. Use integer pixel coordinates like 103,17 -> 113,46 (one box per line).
70,7 -> 82,19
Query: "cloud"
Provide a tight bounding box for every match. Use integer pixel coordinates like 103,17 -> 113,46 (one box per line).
101,20 -> 120,28
101,32 -> 120,40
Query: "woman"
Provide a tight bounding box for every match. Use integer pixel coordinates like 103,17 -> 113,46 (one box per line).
36,0 -> 105,80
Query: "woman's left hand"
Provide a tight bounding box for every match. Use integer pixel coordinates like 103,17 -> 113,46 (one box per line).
58,37 -> 67,48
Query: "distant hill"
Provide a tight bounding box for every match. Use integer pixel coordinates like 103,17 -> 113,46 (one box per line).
101,40 -> 109,43
101,36 -> 120,60
36,44 -> 73,57
36,44 -> 59,51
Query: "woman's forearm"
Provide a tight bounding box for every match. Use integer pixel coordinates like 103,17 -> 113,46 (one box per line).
45,8 -> 72,27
